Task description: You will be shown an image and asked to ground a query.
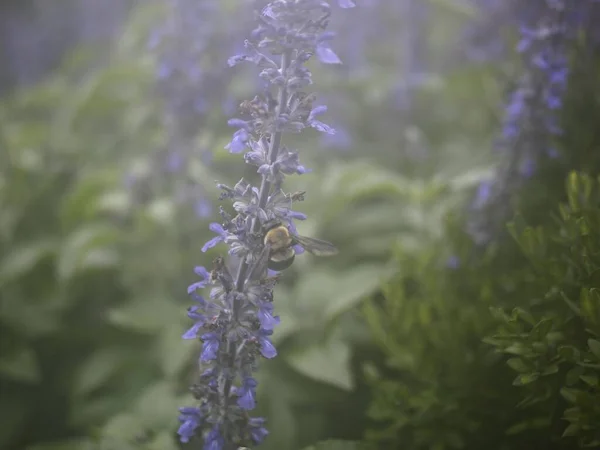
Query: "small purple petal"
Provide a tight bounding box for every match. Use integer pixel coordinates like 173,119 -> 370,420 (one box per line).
259,336 -> 277,359
308,105 -> 327,118
187,306 -> 205,321
316,44 -> 342,64
258,304 -> 280,330
190,292 -> 206,305
177,407 -> 202,443
182,322 -> 203,340
200,333 -> 220,361
208,222 -> 226,235
310,119 -> 336,134
288,210 -> 307,220
204,426 -> 224,450
225,129 -> 249,153
201,236 -> 224,253
251,425 -> 269,444
227,118 -> 250,129
194,266 -> 211,279
237,379 -> 258,411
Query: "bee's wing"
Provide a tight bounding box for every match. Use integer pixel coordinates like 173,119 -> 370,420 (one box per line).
246,244 -> 270,282
291,235 -> 338,256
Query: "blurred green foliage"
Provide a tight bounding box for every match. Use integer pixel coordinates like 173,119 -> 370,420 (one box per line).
363,173 -> 600,450
361,45 -> 600,450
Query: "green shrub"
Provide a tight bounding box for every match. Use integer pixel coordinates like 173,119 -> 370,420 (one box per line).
363,171 -> 600,450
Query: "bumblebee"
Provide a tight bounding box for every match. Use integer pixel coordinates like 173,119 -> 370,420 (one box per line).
262,220 -> 338,271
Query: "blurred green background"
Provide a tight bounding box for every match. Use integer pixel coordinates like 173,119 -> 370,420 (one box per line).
1,1 -> 599,450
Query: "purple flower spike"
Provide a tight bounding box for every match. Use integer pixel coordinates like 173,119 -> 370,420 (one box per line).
177,0 -> 351,446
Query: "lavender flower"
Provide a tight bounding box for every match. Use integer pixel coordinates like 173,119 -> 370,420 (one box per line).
467,0 -> 600,245
177,1 -> 353,447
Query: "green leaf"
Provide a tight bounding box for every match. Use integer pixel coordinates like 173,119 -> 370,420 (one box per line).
290,265 -> 388,328
323,264 -> 389,320
506,358 -> 530,373
446,166 -> 494,191
133,382 -> 180,430
561,292 -> 581,316
580,288 -> 600,325
540,364 -> 559,376
504,343 -> 532,357
560,387 -> 584,404
261,374 -> 297,450
579,374 -> 599,387
60,171 -> 116,227
566,366 -> 585,386
532,318 -> 553,340
321,162 -> 410,205
0,346 -> 41,383
301,440 -> 366,450
158,326 -> 197,377
285,337 -> 353,390
102,413 -> 147,444
489,307 -> 511,323
566,171 -> 582,212
97,190 -> 131,215
512,307 -> 536,326
107,295 -> 180,332
559,345 -> 581,363
0,240 -> 56,287
505,417 -> 550,434
57,224 -> 119,281
562,423 -> 581,437
72,349 -> 127,396
512,372 -> 539,386
588,339 -> 600,360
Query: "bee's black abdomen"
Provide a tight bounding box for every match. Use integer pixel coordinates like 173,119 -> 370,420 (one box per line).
268,253 -> 295,271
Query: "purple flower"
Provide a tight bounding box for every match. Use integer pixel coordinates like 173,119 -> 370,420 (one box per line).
249,417 -> 269,444
188,266 -> 211,293
258,329 -> 277,359
466,0 -> 590,245
177,0 -> 351,445
182,321 -> 204,340
257,302 -> 280,330
201,223 -> 228,252
200,333 -> 220,361
308,105 -> 336,134
316,42 -> 342,64
237,377 -> 258,410
204,426 -> 224,450
226,129 -> 250,153
177,407 -> 203,443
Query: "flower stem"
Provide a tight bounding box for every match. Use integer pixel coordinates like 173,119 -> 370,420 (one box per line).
234,49 -> 292,291
222,51 -> 292,441
253,49 -> 292,230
